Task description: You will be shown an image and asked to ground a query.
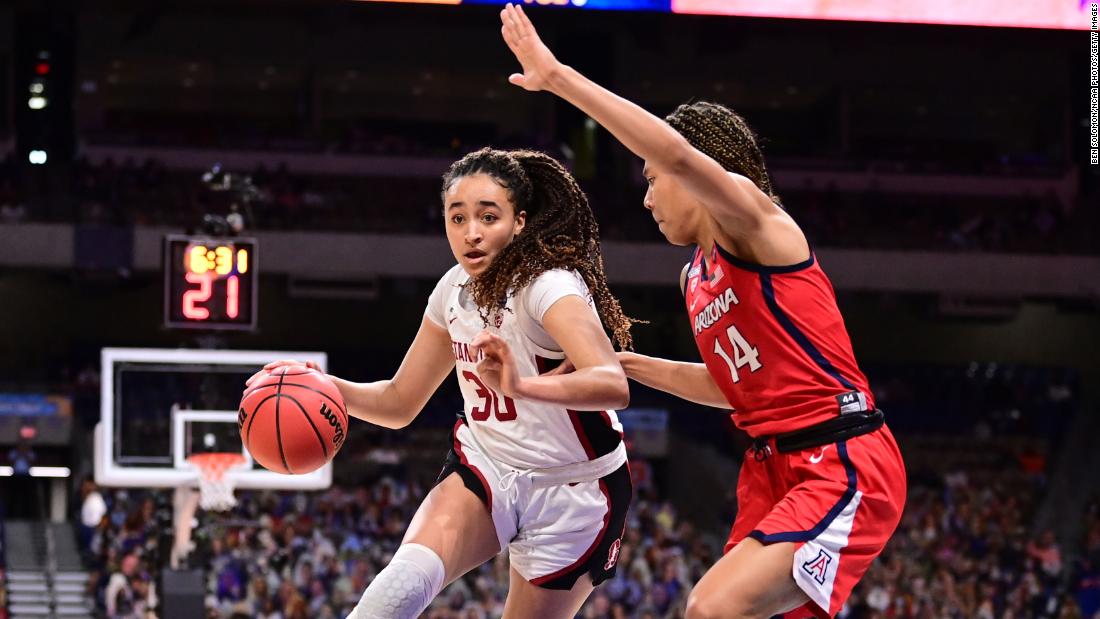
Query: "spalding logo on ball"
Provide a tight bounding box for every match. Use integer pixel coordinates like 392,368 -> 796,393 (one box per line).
239,365 -> 348,475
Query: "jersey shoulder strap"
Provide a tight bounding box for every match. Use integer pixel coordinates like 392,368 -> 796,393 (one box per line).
681,246 -> 703,296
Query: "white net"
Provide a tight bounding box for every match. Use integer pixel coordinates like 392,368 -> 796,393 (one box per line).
187,453 -> 246,511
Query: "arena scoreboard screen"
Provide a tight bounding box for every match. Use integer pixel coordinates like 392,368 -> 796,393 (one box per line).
163,235 -> 258,331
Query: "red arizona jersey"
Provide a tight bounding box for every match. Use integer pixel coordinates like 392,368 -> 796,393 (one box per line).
684,243 -> 874,437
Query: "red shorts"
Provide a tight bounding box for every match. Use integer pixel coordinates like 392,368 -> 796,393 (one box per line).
726,425 -> 907,618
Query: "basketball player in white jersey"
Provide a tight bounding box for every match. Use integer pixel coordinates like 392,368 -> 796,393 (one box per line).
248,147 -> 638,618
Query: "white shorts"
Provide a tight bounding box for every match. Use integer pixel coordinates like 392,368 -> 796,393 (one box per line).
438,419 -> 632,590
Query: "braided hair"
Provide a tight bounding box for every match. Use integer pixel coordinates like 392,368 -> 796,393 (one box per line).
665,101 -> 783,206
441,147 -> 638,350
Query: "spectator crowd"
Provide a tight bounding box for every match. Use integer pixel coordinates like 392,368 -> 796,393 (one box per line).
1,151 -> 1092,255
78,434 -> 1093,618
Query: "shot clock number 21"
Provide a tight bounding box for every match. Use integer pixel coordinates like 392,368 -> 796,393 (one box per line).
163,235 -> 258,330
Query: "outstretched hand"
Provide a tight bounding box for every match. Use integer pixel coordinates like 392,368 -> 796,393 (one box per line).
500,3 -> 562,92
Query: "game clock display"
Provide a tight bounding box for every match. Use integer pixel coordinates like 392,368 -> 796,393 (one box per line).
164,235 -> 257,330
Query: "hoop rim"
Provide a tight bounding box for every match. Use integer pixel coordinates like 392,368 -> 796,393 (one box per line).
186,452 -> 248,512
186,452 -> 247,482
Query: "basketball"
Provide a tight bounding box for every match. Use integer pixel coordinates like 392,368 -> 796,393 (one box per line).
238,365 -> 348,475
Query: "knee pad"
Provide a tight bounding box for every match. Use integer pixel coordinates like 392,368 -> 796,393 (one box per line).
347,543 -> 446,619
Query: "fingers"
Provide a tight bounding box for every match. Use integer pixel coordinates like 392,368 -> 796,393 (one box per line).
477,358 -> 503,374
500,7 -> 520,43
469,331 -> 490,354
476,358 -> 503,392
504,4 -> 521,29
504,4 -> 536,47
263,359 -> 301,370
262,359 -> 320,372
504,4 -> 521,34
247,359 -> 321,390
542,358 -> 576,376
470,331 -> 510,358
513,4 -> 536,37
501,4 -> 536,51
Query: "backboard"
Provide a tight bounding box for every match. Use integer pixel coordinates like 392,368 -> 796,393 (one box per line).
94,347 -> 332,490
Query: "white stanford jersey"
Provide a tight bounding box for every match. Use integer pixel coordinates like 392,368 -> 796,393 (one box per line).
425,265 -> 624,470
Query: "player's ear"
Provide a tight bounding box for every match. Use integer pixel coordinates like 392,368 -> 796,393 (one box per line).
514,210 -> 527,236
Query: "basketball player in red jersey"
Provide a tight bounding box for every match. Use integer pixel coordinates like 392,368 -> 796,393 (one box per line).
501,5 -> 906,618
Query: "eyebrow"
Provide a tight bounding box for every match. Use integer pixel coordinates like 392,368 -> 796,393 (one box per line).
447,200 -> 502,211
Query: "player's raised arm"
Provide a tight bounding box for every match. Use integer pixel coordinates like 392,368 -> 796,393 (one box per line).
500,4 -> 775,239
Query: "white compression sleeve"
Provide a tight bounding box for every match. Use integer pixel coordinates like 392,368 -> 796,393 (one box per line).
346,543 -> 446,619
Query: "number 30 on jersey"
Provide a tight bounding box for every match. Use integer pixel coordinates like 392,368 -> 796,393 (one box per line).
712,325 -> 762,383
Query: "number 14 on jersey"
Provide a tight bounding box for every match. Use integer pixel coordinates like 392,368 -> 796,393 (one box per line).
712,325 -> 762,383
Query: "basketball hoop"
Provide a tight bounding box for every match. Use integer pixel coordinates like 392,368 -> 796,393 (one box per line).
186,452 -> 247,511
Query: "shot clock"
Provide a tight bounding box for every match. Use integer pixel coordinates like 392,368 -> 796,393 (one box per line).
164,235 -> 257,330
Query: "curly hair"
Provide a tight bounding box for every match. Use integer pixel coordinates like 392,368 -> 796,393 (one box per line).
665,101 -> 782,206
441,147 -> 638,350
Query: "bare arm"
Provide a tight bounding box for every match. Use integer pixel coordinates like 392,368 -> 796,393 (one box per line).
543,66 -> 772,235
334,317 -> 456,429
251,316 -> 455,430
474,295 -> 629,411
500,4 -> 793,247
619,351 -> 731,410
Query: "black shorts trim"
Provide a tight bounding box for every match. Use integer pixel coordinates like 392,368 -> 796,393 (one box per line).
530,462 -> 633,590
436,418 -> 492,511
535,355 -> 621,460
568,410 -> 623,459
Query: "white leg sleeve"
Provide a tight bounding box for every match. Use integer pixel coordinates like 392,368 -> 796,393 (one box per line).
346,543 -> 446,619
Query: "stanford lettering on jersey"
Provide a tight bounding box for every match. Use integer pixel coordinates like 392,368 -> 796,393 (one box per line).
452,341 -> 484,364
693,288 -> 740,335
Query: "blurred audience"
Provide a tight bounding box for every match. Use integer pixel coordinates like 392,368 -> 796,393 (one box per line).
1072,496 -> 1100,618
84,470 -> 716,618
2,152 -> 1090,254
47,352 -> 1086,618
845,446 -> 1075,618
84,433 -> 1081,619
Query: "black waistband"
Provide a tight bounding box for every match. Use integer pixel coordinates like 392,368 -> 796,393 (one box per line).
771,409 -> 885,453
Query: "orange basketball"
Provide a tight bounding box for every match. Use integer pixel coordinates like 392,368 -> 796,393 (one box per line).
238,365 -> 348,475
